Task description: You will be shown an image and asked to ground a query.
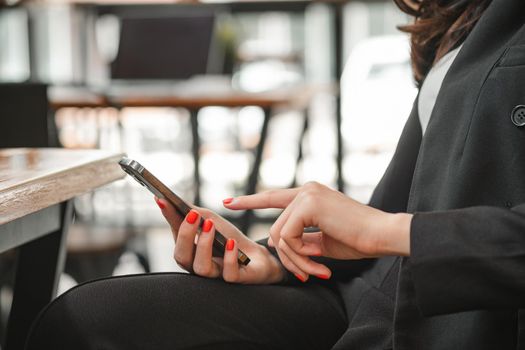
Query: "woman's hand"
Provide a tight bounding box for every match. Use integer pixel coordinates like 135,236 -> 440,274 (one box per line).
155,198 -> 285,285
223,182 -> 412,281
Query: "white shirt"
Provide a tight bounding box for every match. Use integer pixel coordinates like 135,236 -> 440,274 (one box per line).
418,45 -> 463,135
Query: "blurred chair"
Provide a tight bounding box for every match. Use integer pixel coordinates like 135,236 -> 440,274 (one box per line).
110,14 -> 220,81
0,83 -> 58,148
0,83 -> 129,284
0,82 -> 55,342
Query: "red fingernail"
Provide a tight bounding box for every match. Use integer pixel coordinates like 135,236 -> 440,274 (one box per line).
226,239 -> 235,251
155,198 -> 166,210
316,274 -> 330,280
202,219 -> 213,233
186,210 -> 198,224
294,273 -> 306,283
223,198 -> 234,205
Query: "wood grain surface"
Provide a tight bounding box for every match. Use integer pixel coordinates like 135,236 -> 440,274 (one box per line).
0,148 -> 125,225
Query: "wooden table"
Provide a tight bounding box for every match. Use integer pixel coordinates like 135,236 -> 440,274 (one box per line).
50,82 -> 323,232
0,148 -> 124,350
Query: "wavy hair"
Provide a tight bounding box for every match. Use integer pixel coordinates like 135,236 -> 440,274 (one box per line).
394,0 -> 492,86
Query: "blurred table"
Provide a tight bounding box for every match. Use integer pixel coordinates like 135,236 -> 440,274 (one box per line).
49,80 -> 318,109
0,148 -> 124,350
50,81 -> 323,232
90,0 -> 348,190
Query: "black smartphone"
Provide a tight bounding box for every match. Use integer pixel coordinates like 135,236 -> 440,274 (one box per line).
119,157 -> 250,266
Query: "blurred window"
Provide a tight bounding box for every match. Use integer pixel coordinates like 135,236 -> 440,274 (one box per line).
339,1 -> 416,203
341,35 -> 417,203
0,8 -> 30,82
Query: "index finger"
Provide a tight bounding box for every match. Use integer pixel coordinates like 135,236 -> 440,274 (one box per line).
224,188 -> 301,210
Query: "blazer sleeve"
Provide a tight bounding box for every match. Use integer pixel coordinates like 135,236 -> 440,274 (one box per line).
409,204 -> 525,316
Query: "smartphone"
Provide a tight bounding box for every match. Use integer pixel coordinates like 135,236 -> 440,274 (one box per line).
119,157 -> 250,266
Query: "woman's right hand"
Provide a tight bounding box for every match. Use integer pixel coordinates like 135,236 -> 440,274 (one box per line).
155,197 -> 285,285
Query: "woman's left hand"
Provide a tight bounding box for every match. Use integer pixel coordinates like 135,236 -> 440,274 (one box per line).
224,182 -> 412,281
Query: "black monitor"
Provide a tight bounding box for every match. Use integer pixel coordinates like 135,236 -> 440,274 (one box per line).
110,15 -> 219,80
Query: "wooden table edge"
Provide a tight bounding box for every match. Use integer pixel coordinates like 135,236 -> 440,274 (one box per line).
0,152 -> 126,225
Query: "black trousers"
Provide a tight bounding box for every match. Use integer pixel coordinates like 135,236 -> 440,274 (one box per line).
26,273 -> 347,350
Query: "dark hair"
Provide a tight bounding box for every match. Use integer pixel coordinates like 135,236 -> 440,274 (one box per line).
394,0 -> 492,86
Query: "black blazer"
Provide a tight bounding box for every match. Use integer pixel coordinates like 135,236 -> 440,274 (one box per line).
289,0 -> 525,348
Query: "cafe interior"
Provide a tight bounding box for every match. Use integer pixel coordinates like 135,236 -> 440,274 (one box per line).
0,0 -> 416,347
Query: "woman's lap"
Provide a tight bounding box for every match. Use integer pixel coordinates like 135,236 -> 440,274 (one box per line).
26,273 -> 347,350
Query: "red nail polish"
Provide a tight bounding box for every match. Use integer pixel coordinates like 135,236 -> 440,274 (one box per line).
202,219 -> 213,233
155,198 -> 166,210
223,198 -> 234,205
186,210 -> 198,224
316,274 -> 330,280
294,273 -> 306,283
226,239 -> 235,251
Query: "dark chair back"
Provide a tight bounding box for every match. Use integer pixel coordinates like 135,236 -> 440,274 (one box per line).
110,15 -> 217,80
0,83 -> 57,148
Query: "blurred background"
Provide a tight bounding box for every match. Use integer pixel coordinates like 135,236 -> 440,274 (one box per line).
0,0 -> 417,340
